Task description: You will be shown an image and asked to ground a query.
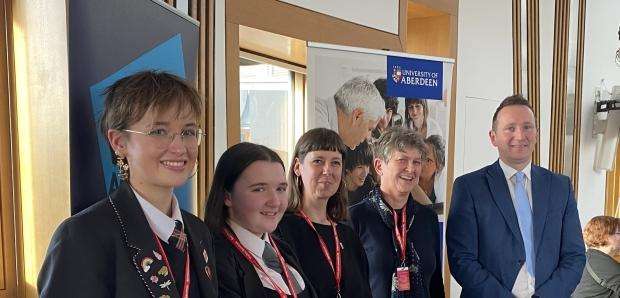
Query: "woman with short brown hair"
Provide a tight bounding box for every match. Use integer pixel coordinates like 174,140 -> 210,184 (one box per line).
38,71 -> 218,297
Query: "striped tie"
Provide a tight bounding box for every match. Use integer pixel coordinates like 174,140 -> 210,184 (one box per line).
168,220 -> 187,252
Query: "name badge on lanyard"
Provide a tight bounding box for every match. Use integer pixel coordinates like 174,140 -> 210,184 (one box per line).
392,206 -> 411,292
396,266 -> 410,291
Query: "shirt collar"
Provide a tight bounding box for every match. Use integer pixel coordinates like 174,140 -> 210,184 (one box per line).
498,159 -> 532,182
227,219 -> 268,257
132,186 -> 183,243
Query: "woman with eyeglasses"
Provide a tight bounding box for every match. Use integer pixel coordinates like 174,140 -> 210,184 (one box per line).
404,98 -> 442,138
205,142 -> 317,298
275,128 -> 372,298
38,71 -> 218,298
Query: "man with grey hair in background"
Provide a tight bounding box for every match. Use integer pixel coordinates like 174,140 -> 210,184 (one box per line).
349,127 -> 445,298
314,76 -> 386,149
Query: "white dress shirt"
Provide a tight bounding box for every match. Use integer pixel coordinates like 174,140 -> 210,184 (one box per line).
228,220 -> 305,294
132,187 -> 184,243
498,159 -> 535,298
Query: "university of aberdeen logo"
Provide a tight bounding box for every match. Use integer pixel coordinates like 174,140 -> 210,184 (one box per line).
392,65 -> 402,83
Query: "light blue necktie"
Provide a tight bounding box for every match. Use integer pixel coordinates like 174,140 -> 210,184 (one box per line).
514,172 -> 535,277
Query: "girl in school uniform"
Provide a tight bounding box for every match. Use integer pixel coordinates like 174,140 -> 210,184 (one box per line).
205,142 -> 317,298
38,71 -> 218,298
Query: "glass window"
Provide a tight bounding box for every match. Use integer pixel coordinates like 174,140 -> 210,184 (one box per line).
240,59 -> 299,163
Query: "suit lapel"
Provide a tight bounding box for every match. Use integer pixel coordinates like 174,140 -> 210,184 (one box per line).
531,165 -> 551,255
183,214 -> 217,297
485,161 -> 522,241
109,183 -> 181,298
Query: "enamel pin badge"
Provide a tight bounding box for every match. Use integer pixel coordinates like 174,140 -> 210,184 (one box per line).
141,257 -> 153,273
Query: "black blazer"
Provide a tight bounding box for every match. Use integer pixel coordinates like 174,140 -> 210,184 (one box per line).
274,213 -> 372,298
349,188 -> 445,298
37,183 -> 218,298
213,231 -> 318,298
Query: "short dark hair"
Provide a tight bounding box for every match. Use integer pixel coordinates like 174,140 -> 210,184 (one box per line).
288,128 -> 348,222
204,142 -> 284,231
99,70 -> 202,160
492,94 -> 534,130
345,141 -> 373,172
373,78 -> 398,112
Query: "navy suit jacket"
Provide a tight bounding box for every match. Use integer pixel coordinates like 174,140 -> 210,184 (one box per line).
446,160 -> 585,298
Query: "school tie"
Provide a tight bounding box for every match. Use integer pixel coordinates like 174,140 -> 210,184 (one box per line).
263,241 -> 302,293
168,220 -> 187,252
514,172 -> 535,277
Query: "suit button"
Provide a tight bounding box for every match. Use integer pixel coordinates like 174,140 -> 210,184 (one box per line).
518,259 -> 524,265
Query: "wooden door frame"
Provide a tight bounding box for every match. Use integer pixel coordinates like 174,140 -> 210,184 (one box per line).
0,0 -> 20,296
224,0 -> 409,146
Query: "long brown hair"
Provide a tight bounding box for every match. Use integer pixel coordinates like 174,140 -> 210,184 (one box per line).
288,128 -> 348,222
204,142 -> 284,231
405,98 -> 429,134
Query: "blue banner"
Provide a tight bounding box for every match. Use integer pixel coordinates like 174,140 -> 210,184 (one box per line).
386,55 -> 443,100
89,34 -> 192,210
69,0 -> 199,214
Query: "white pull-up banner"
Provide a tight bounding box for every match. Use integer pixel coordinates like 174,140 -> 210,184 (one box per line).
306,42 -> 454,215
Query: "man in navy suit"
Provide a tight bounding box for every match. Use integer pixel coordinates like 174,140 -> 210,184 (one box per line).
447,95 -> 585,298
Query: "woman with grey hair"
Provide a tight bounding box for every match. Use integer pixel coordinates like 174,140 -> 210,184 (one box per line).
349,127 -> 445,298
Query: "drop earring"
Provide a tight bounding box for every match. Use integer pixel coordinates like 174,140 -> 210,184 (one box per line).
115,152 -> 129,181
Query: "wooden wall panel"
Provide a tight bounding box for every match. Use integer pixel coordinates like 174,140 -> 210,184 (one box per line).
513,0 -> 541,165
0,0 -> 19,296
571,0 -> 585,196
196,0 -> 214,219
605,141 -> 619,216
513,0 -> 522,93
225,21 -> 240,146
549,0 -> 570,173
406,15 -> 453,58
527,0 -> 540,165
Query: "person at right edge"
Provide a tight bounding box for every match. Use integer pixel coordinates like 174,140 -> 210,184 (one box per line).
573,215 -> 619,298
349,126 -> 445,298
447,94 -> 586,298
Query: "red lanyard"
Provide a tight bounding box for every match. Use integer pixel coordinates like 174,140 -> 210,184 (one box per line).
222,228 -> 298,298
153,233 -> 191,298
297,211 -> 342,295
392,206 -> 408,263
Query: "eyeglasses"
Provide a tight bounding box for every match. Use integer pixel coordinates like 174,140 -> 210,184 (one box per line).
123,128 -> 205,148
